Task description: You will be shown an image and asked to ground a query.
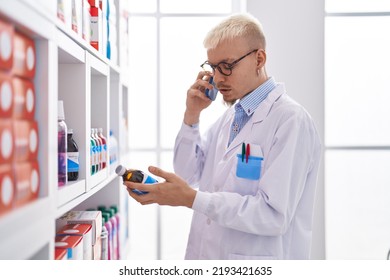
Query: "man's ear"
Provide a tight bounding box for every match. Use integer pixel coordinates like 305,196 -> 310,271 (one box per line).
256,49 -> 266,68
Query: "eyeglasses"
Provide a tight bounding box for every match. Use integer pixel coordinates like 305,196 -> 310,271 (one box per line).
200,49 -> 258,76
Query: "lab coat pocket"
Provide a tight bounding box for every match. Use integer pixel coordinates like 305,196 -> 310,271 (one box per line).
236,154 -> 263,180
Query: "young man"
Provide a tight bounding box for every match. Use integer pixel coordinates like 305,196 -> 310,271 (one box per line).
124,13 -> 322,260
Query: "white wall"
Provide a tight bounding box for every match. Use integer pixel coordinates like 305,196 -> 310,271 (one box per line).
246,0 -> 325,259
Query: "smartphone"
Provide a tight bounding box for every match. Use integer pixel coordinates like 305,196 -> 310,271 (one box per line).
204,77 -> 218,101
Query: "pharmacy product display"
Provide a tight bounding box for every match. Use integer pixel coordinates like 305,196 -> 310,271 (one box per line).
97,128 -> 107,169
0,0 -> 130,260
90,127 -> 107,175
58,100 -> 68,186
67,128 -> 79,181
0,19 -> 40,216
55,206 -> 121,260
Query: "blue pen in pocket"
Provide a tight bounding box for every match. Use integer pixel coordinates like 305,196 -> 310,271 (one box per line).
205,77 -> 218,101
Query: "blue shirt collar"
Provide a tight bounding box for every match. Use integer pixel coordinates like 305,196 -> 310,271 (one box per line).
237,76 -> 277,117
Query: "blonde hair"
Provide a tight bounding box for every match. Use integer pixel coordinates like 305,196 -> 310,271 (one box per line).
203,13 -> 266,50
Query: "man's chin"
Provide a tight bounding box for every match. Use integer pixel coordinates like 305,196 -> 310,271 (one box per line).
222,97 -> 237,107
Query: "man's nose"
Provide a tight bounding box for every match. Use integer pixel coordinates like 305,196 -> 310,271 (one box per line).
213,69 -> 225,86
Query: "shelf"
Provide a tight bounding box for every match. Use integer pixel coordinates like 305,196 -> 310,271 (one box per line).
89,168 -> 109,189
57,180 -> 86,208
56,172 -> 117,219
0,0 -> 130,260
0,197 -> 53,259
0,0 -> 55,40
57,29 -> 85,64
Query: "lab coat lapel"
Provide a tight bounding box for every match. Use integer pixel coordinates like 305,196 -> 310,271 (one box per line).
224,83 -> 286,156
251,83 -> 285,124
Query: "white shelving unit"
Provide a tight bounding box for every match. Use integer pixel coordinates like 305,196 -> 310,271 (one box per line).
0,0 -> 131,259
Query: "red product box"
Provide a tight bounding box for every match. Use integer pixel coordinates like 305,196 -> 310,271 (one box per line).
0,164 -> 14,216
0,19 -> 14,70
56,210 -> 102,246
57,223 -> 93,260
88,0 -> 97,7
12,120 -> 38,161
0,119 -> 14,163
55,248 -> 68,260
55,235 -> 84,260
12,32 -> 36,79
0,71 -> 13,118
89,6 -> 100,51
12,77 -> 35,120
13,160 -> 40,208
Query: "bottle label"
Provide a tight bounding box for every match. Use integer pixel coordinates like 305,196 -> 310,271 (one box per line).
58,152 -> 67,185
67,152 -> 79,172
102,144 -> 106,162
91,145 -> 96,165
143,175 -> 158,184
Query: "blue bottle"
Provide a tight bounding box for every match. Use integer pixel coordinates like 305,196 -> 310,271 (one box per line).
115,165 -> 157,195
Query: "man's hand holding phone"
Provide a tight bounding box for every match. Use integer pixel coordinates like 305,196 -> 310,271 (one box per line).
184,71 -> 215,126
204,76 -> 218,101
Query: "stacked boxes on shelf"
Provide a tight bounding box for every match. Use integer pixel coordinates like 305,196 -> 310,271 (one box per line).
56,210 -> 102,260
57,0 -> 85,42
57,0 -> 118,63
56,223 -> 93,260
0,17 -> 39,216
55,205 -> 120,260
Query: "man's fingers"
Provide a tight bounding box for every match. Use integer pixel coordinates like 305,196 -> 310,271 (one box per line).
126,187 -> 154,205
124,181 -> 152,192
148,166 -> 173,181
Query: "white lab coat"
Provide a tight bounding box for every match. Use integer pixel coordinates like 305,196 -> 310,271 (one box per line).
173,83 -> 322,260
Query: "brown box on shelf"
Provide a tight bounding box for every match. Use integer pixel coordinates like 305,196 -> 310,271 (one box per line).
12,120 -> 38,162
55,235 -> 84,260
0,18 -> 14,71
0,119 -> 14,163
0,164 -> 14,216
56,210 -> 102,246
12,77 -> 35,120
0,71 -> 13,118
12,31 -> 36,79
13,160 -> 40,208
56,223 -> 93,260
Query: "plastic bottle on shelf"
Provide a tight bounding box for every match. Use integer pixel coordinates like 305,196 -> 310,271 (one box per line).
98,128 -> 107,169
67,128 -> 79,181
104,207 -> 118,260
109,130 -> 118,165
100,218 -> 108,260
91,128 -> 99,174
58,100 -> 67,186
93,128 -> 101,172
110,205 -> 120,259
102,211 -> 113,260
91,128 -> 100,173
90,129 -> 96,175
115,165 -> 158,195
93,128 -> 103,171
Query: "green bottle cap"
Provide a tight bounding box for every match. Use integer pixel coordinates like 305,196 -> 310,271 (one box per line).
110,205 -> 118,214
102,212 -> 109,223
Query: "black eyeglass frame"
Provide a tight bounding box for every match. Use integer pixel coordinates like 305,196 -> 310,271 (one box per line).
200,49 -> 259,76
